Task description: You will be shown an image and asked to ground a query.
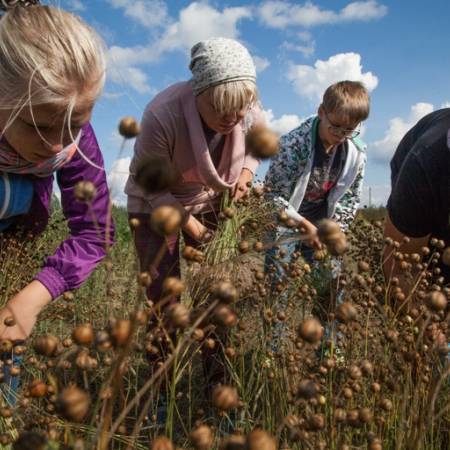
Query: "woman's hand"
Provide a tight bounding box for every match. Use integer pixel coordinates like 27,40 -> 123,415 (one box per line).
182,214 -> 214,243
0,281 -> 52,342
299,218 -> 322,249
232,168 -> 253,201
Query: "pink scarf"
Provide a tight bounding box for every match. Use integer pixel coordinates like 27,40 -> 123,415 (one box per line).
0,131 -> 81,178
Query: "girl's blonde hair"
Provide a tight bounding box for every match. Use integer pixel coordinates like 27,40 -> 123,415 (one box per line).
0,4 -> 106,125
210,80 -> 258,116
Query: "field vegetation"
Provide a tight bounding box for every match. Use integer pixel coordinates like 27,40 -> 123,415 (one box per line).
0,188 -> 448,450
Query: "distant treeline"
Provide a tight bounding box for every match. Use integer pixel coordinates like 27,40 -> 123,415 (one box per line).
357,205 -> 387,222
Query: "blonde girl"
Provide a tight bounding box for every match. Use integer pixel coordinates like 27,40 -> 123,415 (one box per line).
0,2 -> 113,347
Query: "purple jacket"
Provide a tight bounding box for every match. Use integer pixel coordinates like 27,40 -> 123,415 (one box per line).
16,123 -> 114,299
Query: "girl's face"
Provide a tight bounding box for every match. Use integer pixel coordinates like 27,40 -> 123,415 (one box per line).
195,87 -> 251,135
0,101 -> 93,163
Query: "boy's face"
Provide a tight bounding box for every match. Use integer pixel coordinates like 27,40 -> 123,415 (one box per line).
317,105 -> 361,147
0,101 -> 93,163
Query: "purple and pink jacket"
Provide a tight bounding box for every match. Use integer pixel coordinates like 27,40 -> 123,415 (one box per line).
3,123 -> 114,299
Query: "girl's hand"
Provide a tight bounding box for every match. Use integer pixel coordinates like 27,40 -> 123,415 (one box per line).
299,218 -> 322,249
0,281 -> 52,342
232,168 -> 253,201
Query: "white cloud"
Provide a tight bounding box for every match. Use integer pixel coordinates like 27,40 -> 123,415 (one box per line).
253,55 -> 270,73
107,0 -> 169,29
108,64 -> 154,94
108,157 -> 131,206
158,2 -> 252,52
258,0 -> 387,29
340,1 -> 388,22
440,101 -> 450,108
287,52 -> 378,102
106,2 -> 253,93
263,109 -> 303,135
66,0 -> 86,11
106,45 -> 160,93
371,102 -> 434,163
282,32 -> 316,58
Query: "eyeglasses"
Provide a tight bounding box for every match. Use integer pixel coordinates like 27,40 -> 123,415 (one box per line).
323,110 -> 361,139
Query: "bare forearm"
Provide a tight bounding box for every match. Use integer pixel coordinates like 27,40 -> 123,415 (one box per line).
182,214 -> 208,241
383,215 -> 430,297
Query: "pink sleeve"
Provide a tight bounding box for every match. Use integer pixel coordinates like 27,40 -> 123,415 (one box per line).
129,108 -> 185,211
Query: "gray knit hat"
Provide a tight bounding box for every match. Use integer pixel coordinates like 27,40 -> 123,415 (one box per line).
189,37 -> 256,96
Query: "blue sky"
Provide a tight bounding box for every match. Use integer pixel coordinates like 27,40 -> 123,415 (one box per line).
59,0 -> 450,206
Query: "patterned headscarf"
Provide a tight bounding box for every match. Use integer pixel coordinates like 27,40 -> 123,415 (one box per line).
0,0 -> 40,12
189,37 -> 256,96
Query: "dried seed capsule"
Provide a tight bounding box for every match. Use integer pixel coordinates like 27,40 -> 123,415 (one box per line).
192,328 -> 205,341
138,272 -> 152,287
380,398 -> 393,411
151,436 -> 174,450
297,318 -> 324,343
308,413 -> 325,430
336,302 -> 358,323
245,124 -> 279,159
74,180 -> 96,202
223,207 -> 235,218
118,116 -> 140,138
134,155 -> 175,193
212,281 -> 238,304
238,240 -> 250,253
72,324 -> 94,346
442,247 -> 450,266
129,217 -> 140,229
427,291 -> 447,311
56,385 -> 90,422
162,277 -> 184,297
348,365 -> 362,380
29,379 -> 47,398
219,434 -> 246,450
190,425 -> 214,450
3,316 -> 15,327
33,335 -> 60,357
212,385 -> 239,410
166,303 -> 190,329
109,319 -> 132,347
150,206 -> 182,236
214,304 -> 237,328
296,379 -> 319,399
247,430 -> 277,450
359,407 -> 373,423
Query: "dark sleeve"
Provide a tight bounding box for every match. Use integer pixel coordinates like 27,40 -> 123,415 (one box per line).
387,151 -> 436,238
34,124 -> 114,298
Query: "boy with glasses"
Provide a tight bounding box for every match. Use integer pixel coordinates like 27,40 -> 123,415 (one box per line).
265,80 -> 370,248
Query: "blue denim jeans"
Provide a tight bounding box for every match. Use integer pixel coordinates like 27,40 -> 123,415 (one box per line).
264,228 -> 343,351
1,352 -> 22,406
264,229 -> 315,350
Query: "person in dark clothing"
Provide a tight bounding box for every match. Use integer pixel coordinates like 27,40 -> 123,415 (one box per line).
384,108 -> 450,288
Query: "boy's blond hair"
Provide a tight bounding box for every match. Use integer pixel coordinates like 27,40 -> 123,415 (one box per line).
210,80 -> 258,116
322,81 -> 370,124
0,5 -> 106,131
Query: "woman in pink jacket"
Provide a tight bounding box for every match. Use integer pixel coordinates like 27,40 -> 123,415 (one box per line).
125,37 -> 264,303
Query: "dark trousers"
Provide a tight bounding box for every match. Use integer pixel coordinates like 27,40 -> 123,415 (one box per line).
129,211 -> 226,393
